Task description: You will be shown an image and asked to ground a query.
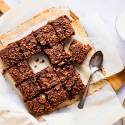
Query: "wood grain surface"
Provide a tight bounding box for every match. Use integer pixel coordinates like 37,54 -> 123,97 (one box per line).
107,68 -> 125,91
0,0 -> 125,91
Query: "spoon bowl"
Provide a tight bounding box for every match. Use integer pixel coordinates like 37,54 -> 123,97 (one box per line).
89,51 -> 103,73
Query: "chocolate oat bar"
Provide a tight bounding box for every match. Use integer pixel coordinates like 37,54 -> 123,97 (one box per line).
51,15 -> 75,42
53,64 -> 76,82
64,74 -> 85,99
69,40 -> 92,64
45,84 -> 68,107
26,94 -> 54,116
37,66 -> 60,91
34,23 -> 59,47
71,79 -> 85,98
0,42 -> 24,68
44,43 -> 69,65
18,33 -> 41,59
8,61 -> 34,86
17,78 -> 41,101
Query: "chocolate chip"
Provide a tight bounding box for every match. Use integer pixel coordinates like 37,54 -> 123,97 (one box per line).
35,58 -> 39,62
40,59 -> 45,63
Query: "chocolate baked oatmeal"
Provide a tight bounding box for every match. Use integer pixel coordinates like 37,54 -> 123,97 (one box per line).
51,15 -> 75,42
71,79 -> 85,98
37,66 -> 60,91
17,78 -> 41,101
69,40 -> 92,64
0,42 -> 24,68
34,23 -> 59,47
26,94 -> 54,116
45,84 -> 68,107
53,64 -> 76,82
44,43 -> 69,65
64,74 -> 85,99
0,15 -> 89,117
8,61 -> 34,86
18,33 -> 41,59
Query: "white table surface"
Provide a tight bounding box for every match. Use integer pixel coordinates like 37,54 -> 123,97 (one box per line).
2,0 -> 125,125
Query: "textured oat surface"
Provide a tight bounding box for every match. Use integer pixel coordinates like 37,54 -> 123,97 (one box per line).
0,15 -> 90,116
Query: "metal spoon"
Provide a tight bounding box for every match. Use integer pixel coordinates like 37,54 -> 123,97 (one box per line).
78,51 -> 103,109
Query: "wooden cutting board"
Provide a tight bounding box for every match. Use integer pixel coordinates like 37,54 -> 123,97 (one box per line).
107,68 -> 125,91
0,0 -> 124,91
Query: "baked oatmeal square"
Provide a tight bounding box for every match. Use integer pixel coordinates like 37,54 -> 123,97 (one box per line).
26,94 -> 53,116
45,84 -> 68,107
0,42 -> 24,67
69,40 -> 92,64
51,19 -> 66,42
8,61 -> 34,86
64,73 -> 85,99
37,66 -> 60,91
51,15 -> 75,41
64,73 -> 80,91
18,33 -> 41,59
53,64 -> 76,82
71,79 -> 85,98
34,23 -> 59,47
17,78 -> 41,101
44,43 -> 69,65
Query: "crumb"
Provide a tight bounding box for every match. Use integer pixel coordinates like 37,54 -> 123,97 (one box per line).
39,59 -> 45,64
35,58 -> 39,62
2,67 -> 9,75
41,59 -> 45,63
34,65 -> 37,68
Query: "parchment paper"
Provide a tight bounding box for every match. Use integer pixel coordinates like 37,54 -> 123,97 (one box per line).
0,0 -> 125,125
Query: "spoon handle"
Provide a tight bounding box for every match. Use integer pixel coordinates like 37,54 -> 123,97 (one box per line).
78,73 -> 93,109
